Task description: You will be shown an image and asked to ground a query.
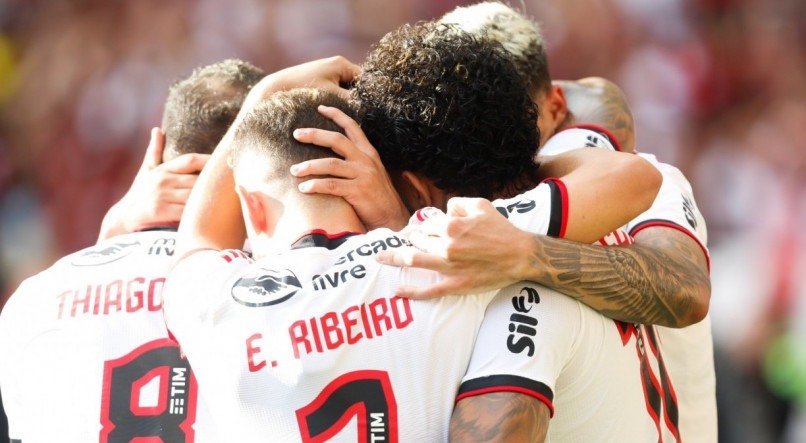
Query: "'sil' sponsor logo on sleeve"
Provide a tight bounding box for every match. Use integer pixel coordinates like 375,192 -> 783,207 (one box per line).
507,287 -> 540,357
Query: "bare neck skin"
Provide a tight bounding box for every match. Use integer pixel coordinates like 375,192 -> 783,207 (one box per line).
247,191 -> 366,258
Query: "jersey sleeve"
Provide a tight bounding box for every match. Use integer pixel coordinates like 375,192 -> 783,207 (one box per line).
0,278 -> 40,441
626,155 -> 710,269
539,125 -> 619,157
163,249 -> 253,342
491,179 -> 568,238
457,283 -> 581,417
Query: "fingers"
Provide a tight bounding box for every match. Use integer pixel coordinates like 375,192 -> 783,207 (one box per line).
375,249 -> 447,271
291,158 -> 358,179
142,127 -> 165,170
316,106 -> 366,143
331,86 -> 353,102
394,283 -> 454,300
293,128 -> 359,159
447,197 -> 495,217
159,173 -> 197,189
327,55 -> 361,84
315,82 -> 352,102
297,178 -> 349,196
159,188 -> 192,205
160,153 -> 210,174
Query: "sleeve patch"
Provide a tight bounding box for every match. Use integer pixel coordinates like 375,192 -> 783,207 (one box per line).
457,375 -> 555,417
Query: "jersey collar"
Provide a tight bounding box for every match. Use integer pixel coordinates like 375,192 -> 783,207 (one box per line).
290,229 -> 360,250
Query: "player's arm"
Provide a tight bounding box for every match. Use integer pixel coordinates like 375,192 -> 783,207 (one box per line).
377,202 -> 710,327
450,393 -> 550,442
291,109 -> 659,238
449,284 -> 577,443
175,56 -> 361,258
515,225 -> 710,327
535,147 -> 659,243
377,164 -> 710,327
554,77 -> 636,153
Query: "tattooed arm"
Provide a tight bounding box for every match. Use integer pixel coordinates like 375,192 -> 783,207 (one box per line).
377,198 -> 710,328
522,226 -> 710,327
554,77 -> 636,153
450,393 -> 550,442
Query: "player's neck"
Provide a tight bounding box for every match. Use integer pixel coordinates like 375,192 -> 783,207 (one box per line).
250,195 -> 365,258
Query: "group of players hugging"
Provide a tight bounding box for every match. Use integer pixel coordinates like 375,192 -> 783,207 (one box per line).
0,2 -> 716,442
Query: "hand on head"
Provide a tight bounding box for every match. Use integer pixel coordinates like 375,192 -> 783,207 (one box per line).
98,128 -> 210,241
290,105 -> 410,231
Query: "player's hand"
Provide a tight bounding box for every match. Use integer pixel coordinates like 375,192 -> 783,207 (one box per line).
290,105 -> 410,231
97,128 -> 210,241
375,197 -> 534,299
246,56 -> 361,108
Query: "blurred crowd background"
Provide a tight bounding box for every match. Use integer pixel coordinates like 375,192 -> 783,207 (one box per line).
0,0 -> 803,441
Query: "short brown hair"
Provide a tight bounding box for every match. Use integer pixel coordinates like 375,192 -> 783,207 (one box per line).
228,88 -> 358,184
161,59 -> 265,161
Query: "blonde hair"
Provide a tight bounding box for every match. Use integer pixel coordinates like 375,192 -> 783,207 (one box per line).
440,1 -> 550,92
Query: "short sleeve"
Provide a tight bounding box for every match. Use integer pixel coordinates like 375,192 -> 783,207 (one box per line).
626,155 -> 710,268
491,179 -> 568,238
458,283 -> 581,417
163,249 -> 253,341
539,125 -> 619,157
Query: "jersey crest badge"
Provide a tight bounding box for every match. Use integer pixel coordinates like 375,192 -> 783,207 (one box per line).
71,241 -> 140,266
231,268 -> 302,307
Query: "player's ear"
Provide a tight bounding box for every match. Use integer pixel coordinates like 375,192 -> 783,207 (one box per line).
398,171 -> 435,210
237,185 -> 269,235
544,85 -> 568,126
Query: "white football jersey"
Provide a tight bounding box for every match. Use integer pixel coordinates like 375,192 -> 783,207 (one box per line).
462,282 -> 681,442
162,180 -> 565,443
628,153 -> 717,443
0,230 -> 216,442
539,128 -> 717,441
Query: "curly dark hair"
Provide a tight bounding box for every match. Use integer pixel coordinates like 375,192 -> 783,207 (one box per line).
354,22 -> 540,199
161,59 -> 265,161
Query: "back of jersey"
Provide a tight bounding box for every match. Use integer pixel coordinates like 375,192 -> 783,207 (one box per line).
0,231 -> 205,442
164,229 -> 509,442
462,282 -> 682,442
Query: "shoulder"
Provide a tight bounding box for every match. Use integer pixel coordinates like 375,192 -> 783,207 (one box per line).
55,231 -> 177,269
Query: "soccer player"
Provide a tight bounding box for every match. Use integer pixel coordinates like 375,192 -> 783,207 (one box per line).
164,86 -> 661,441
165,23 -> 662,442
371,3 -> 715,441
286,18 -> 700,441
0,59 -> 265,442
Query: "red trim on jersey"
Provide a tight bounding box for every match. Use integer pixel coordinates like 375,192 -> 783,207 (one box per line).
629,220 -> 711,271
456,386 -> 555,417
100,338 -> 198,442
566,124 -> 623,152
296,370 -> 398,443
299,229 -> 361,240
415,209 -> 426,222
540,178 -> 569,238
552,179 -> 569,238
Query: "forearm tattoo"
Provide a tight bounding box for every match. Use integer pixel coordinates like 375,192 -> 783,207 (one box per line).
527,228 -> 710,327
450,393 -> 550,442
